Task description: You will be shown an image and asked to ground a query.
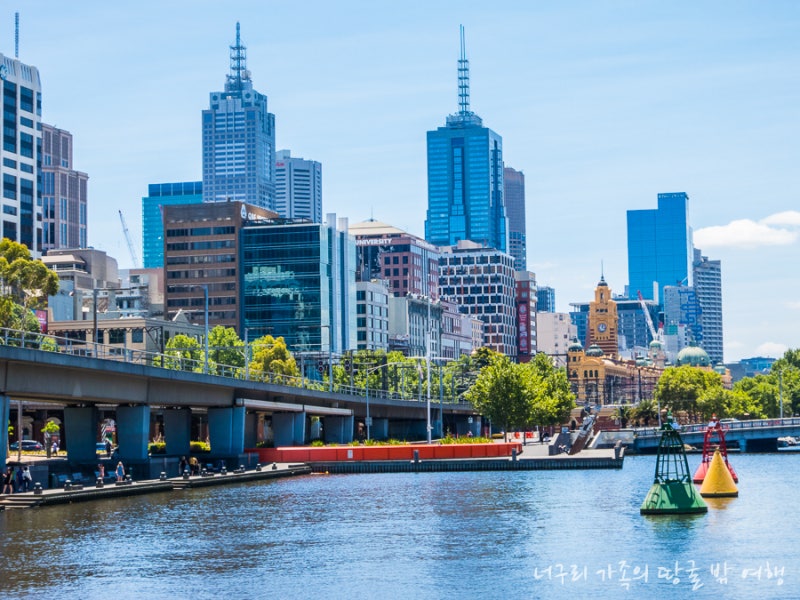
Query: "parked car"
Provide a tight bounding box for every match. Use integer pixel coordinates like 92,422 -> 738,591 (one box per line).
9,440 -> 44,451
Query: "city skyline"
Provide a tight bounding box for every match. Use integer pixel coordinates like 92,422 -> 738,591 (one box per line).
6,2 -> 799,362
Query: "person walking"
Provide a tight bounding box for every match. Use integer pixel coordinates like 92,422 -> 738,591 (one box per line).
179,456 -> 188,476
1,467 -> 12,494
105,439 -> 112,458
21,466 -> 32,492
115,461 -> 125,482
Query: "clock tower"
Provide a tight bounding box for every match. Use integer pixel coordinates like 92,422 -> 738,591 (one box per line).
588,275 -> 619,357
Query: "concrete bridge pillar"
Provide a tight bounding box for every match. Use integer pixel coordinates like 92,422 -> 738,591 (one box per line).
64,406 -> 100,463
739,438 -> 747,453
208,406 -> 246,456
371,418 -> 389,441
323,415 -> 354,444
272,412 -> 307,447
163,408 -> 192,456
117,405 -> 151,463
0,395 -> 9,466
244,412 -> 259,449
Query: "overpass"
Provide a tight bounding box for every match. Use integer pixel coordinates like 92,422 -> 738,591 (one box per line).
631,418 -> 800,453
0,338 -> 479,471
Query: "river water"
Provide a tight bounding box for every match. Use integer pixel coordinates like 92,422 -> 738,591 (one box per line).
0,453 -> 795,599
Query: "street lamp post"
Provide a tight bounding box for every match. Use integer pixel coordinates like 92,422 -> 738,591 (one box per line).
201,285 -> 209,374
363,361 -> 408,441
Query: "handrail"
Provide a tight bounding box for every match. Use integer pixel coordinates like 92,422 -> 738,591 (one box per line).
632,417 -> 800,438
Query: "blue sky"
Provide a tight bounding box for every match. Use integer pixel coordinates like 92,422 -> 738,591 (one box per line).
6,1 -> 799,362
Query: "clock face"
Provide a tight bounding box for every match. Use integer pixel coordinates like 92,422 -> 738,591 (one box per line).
0,64 -> 7,81
598,322 -> 607,333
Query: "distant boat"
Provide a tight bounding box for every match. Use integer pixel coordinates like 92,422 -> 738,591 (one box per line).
778,437 -> 800,452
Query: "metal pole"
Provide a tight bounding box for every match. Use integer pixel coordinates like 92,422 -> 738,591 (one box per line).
203,285 -> 209,374
16,399 -> 22,461
244,328 -> 249,380
366,377 -> 371,441
325,325 -> 333,394
426,300 -> 432,443
779,370 -> 784,419
92,288 -> 98,350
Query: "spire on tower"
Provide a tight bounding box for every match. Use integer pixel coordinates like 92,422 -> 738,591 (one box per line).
227,21 -> 250,90
457,24 -> 470,115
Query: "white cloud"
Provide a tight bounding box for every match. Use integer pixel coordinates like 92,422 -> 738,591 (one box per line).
694,211 -> 800,249
787,301 -> 800,310
754,342 -> 788,358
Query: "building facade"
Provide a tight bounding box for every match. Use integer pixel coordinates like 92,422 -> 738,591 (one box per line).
239,213 -> 357,355
515,270 -> 537,362
350,219 -> 441,299
537,286 -> 556,313
202,23 -> 276,210
424,29 -> 507,253
388,294 -> 442,359
536,312 -> 576,367
142,181 -> 203,268
439,241 -> 517,358
355,279 -> 390,351
439,297 -> 480,359
504,166 -> 526,271
627,192 -> 692,303
163,201 -> 277,331
40,124 -> 88,251
274,150 -> 322,223
693,248 -> 723,364
1,53 -> 42,255
586,276 -> 619,357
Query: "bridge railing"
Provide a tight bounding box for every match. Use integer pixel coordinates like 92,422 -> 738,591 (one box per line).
632,417 -> 800,438
0,327 -> 471,406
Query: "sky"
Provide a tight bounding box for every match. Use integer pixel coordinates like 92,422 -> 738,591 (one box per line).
4,1 -> 799,363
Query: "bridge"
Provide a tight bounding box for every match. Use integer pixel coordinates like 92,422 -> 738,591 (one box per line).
631,418 -> 800,453
0,330 -> 479,475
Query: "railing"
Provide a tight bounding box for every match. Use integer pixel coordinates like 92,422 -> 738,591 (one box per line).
0,327 -> 471,406
632,417 -> 800,439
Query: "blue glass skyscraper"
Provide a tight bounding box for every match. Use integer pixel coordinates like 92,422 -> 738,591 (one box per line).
202,23 -> 275,210
424,27 -> 507,252
141,181 -> 202,268
627,192 -> 692,303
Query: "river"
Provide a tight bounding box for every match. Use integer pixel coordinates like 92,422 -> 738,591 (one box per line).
0,453 -> 795,599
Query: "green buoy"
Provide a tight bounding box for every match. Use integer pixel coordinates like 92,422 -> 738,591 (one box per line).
640,418 -> 707,515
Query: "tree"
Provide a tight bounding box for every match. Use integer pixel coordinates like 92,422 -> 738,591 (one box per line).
0,238 -> 59,330
248,335 -> 298,381
207,326 -> 244,372
524,353 -> 575,432
734,375 -> 782,418
654,366 -> 722,422
161,334 -> 203,371
466,354 -> 529,440
631,399 -> 658,426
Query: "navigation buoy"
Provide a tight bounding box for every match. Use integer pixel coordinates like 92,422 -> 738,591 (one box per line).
692,417 -> 738,483
641,416 -> 708,515
699,449 -> 738,497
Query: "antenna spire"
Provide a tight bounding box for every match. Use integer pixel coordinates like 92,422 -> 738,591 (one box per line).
227,21 -> 249,91
458,25 -> 470,115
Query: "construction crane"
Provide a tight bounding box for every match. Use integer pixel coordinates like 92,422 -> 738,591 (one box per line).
118,210 -> 141,268
637,291 -> 661,343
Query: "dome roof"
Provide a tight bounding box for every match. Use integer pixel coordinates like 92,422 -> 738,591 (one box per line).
676,345 -> 711,367
649,340 -> 663,350
568,339 -> 584,352
585,344 -> 604,357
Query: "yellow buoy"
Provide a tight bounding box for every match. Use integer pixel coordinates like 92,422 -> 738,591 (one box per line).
699,449 -> 738,498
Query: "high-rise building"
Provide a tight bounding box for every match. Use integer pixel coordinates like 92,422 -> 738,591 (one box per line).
350,219 -> 441,298
40,125 -> 88,251
627,192 -> 692,303
515,270 -> 537,362
1,53 -> 42,255
693,248 -> 723,364
240,213 -> 357,355
356,279 -> 390,351
202,23 -> 276,210
439,241 -> 517,358
424,27 -> 507,253
537,286 -> 556,313
662,285 -> 701,359
536,312 -> 576,367
586,276 -> 619,357
504,166 -> 526,270
275,150 -> 322,223
141,181 -> 202,268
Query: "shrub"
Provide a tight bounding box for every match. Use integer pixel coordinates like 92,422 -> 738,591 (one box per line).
190,440 -> 210,452
148,442 -> 166,454
311,439 -> 324,447
255,440 -> 273,448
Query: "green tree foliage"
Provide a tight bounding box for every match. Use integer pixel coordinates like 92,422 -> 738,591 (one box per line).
161,334 -> 203,371
207,325 -> 244,370
654,366 -> 722,421
466,352 -> 575,440
0,238 -> 59,330
248,335 -> 298,380
631,399 -> 659,426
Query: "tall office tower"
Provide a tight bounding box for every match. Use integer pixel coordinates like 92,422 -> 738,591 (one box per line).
1,53 -> 42,255
537,286 -> 556,313
240,213 -> 357,355
627,192 -> 692,303
504,167 -> 526,270
515,270 -> 537,362
439,241 -> 517,359
424,27 -> 507,253
693,248 -> 723,364
40,124 -> 88,251
350,219 -> 441,298
662,284 -> 701,359
275,150 -> 322,223
141,181 -> 202,268
202,23 -> 276,210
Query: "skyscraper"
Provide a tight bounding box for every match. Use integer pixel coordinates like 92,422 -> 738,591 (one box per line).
274,150 -> 322,222
693,248 -> 723,364
41,124 -> 88,251
504,166 -> 526,270
627,192 -> 692,303
1,52 -> 42,255
424,27 -> 507,253
202,23 -> 276,210
141,181 -> 202,268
